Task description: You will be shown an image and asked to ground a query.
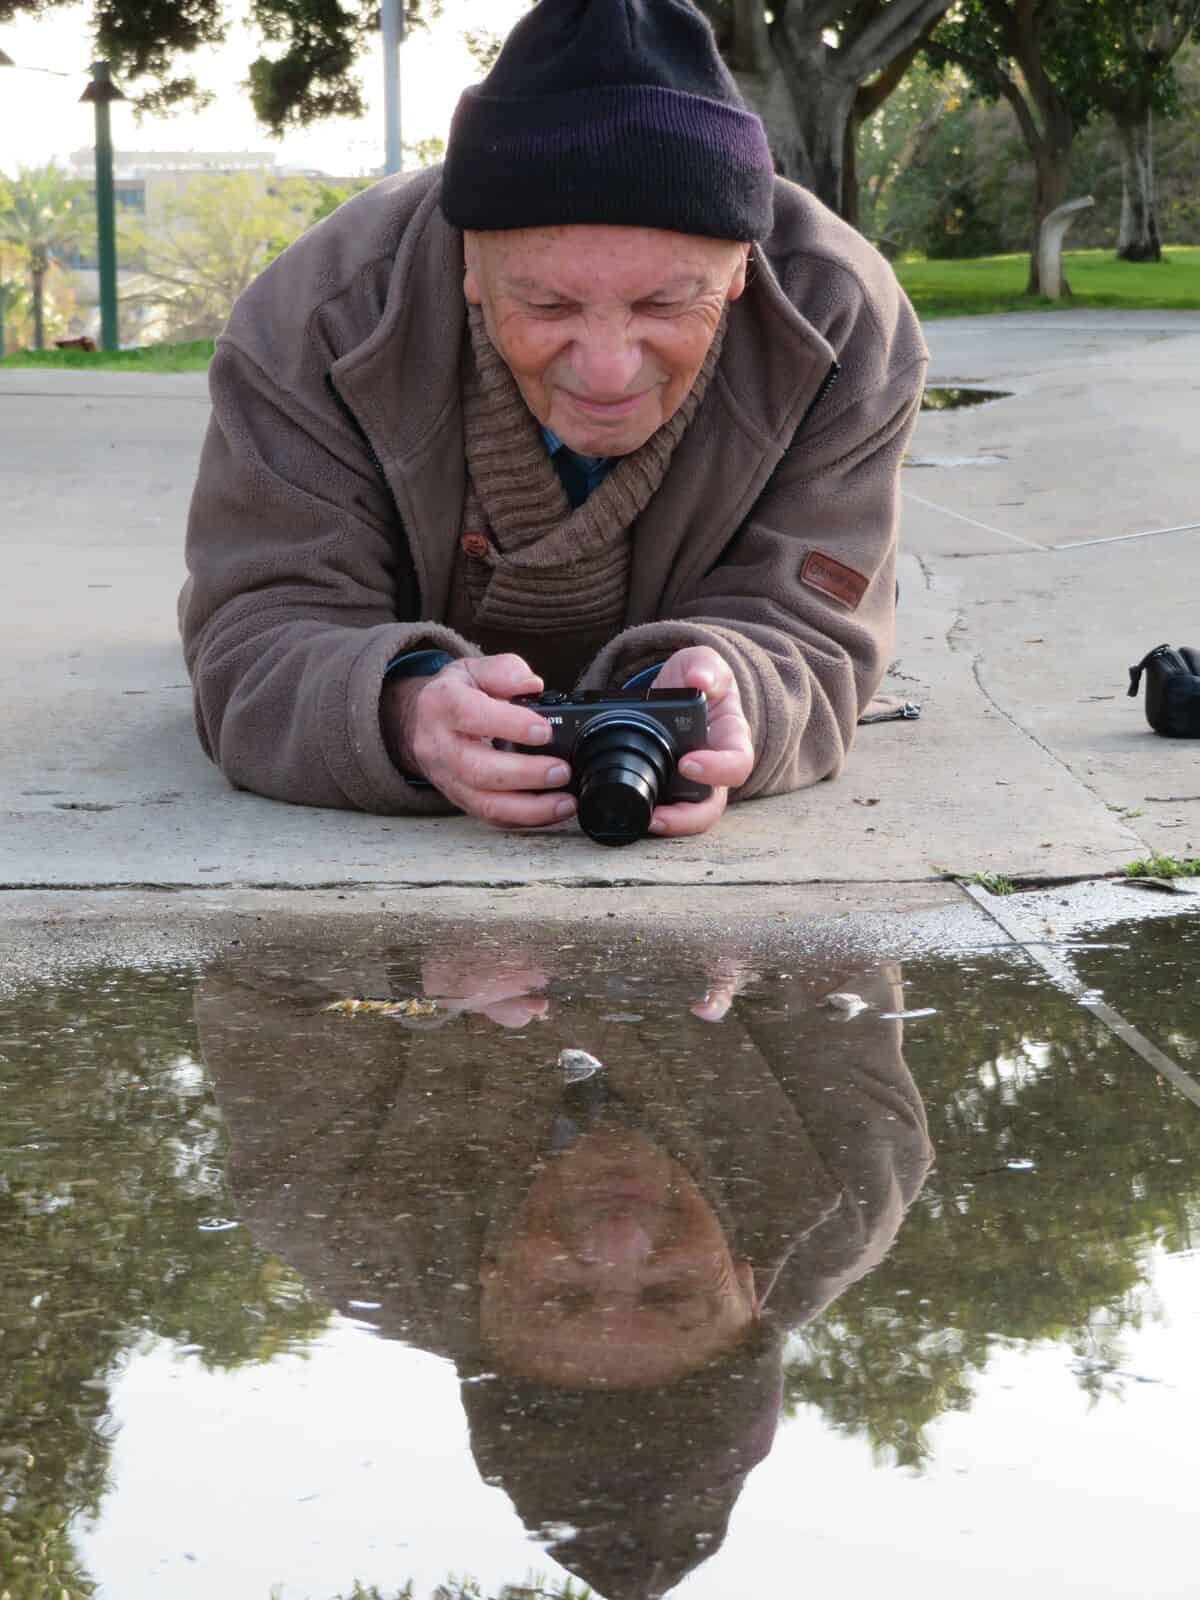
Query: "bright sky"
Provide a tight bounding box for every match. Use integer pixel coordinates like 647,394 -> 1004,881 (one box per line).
0,0 -> 531,178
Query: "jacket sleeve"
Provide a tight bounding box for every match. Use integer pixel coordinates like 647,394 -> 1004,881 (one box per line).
579,290 -> 927,802
181,339 -> 478,814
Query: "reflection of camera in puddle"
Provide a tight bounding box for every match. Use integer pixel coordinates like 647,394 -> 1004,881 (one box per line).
501,687 -> 712,846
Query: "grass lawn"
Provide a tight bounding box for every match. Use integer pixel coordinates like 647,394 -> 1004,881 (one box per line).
0,338 -> 214,372
897,246 -> 1200,318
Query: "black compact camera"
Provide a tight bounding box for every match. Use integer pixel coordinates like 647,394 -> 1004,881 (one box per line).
502,688 -> 711,847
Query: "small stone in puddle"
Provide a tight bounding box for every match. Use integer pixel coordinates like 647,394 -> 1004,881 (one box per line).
559,1048 -> 603,1081
822,992 -> 868,1018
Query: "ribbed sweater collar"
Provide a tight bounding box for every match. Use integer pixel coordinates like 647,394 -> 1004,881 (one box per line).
462,304 -> 727,567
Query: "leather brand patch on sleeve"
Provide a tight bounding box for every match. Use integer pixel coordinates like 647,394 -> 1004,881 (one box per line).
800,550 -> 870,611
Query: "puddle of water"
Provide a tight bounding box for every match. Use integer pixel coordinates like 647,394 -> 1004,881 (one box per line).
1071,911 -> 1200,1064
921,387 -> 1012,411
3,923 -> 1200,1599
904,453 -> 1008,469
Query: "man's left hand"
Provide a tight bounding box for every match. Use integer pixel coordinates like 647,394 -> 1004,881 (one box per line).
648,646 -> 754,837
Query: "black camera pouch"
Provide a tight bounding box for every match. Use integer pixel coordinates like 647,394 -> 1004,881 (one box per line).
1128,644 -> 1200,737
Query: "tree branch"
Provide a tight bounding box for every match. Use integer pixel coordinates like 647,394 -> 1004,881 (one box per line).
854,30 -> 927,121
843,0 -> 953,80
995,68 -> 1044,155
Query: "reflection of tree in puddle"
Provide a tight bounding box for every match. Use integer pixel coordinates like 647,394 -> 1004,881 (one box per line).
196,950 -> 931,1599
8,933 -> 1200,1598
784,955 -> 1200,1470
0,970 -> 330,1598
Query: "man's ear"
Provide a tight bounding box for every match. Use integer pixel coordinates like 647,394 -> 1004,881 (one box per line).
725,244 -> 751,304
463,231 -> 483,307
734,1259 -> 758,1313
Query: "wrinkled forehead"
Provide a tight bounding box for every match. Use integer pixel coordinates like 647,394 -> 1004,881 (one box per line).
467,223 -> 745,302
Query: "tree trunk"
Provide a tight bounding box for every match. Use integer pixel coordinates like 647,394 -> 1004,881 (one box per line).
713,0 -> 954,222
843,112 -> 860,230
796,79 -> 859,214
30,262 -> 45,352
1026,147 -> 1070,295
738,59 -> 858,215
1115,108 -> 1160,262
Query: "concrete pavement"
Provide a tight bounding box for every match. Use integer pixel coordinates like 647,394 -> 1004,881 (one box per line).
2,312 -> 1198,897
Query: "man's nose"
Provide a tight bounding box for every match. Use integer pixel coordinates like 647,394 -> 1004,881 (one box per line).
571,326 -> 643,398
574,1216 -> 655,1272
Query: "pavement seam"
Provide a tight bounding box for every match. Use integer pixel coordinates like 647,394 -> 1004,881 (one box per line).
960,882 -> 1200,1111
902,488 -> 1051,553
0,871 -> 1143,892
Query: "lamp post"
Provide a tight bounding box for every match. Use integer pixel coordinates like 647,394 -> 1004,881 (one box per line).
381,0 -> 406,175
81,62 -> 125,352
0,47 -> 125,353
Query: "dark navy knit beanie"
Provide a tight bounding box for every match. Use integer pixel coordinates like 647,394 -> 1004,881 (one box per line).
440,0 -> 775,242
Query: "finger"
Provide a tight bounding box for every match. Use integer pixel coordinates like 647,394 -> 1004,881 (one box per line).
690,979 -> 737,1023
451,741 -> 573,793
648,790 -> 728,838
461,653 -> 544,700
679,653 -> 735,698
465,787 -> 578,830
434,681 -> 558,748
706,698 -> 751,736
435,972 -> 550,1008
677,747 -> 755,789
482,996 -> 551,1028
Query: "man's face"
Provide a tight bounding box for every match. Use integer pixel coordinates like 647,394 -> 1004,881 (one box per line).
463,224 -> 750,458
479,1123 -> 758,1389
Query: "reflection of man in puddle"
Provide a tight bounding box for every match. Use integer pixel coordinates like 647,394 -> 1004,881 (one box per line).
479,1081 -> 758,1390
476,1081 -> 752,1395
196,949 -> 931,1599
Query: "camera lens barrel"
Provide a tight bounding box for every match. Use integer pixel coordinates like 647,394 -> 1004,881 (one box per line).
574,716 -> 676,847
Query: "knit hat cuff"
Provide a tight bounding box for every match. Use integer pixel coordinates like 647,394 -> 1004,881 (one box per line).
441,82 -> 775,241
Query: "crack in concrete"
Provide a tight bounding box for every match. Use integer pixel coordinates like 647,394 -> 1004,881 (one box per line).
968,653 -> 1145,850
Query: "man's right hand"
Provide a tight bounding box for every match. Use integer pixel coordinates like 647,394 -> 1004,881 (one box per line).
381,653 -> 577,829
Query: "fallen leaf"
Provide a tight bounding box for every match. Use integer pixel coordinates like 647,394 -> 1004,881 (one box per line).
322,997 -> 439,1018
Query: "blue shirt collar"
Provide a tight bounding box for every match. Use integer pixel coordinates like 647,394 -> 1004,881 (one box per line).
541,425 -> 608,473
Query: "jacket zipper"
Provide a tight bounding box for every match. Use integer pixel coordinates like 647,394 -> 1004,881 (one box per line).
325,371 -> 390,486
798,360 -> 841,433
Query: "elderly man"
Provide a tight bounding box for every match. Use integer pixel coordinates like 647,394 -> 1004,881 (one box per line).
181,0 -> 927,838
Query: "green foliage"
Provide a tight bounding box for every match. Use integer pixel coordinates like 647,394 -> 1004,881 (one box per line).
462,2 -> 534,75
968,871 -> 1016,895
861,75 -> 1012,259
0,162 -> 93,349
784,944 -> 1200,1468
0,337 -> 213,369
0,0 -> 446,128
1124,851 -> 1200,878
928,0 -> 1100,128
0,269 -> 32,356
274,1577 -> 591,1599
1056,0 -> 1200,124
118,172 -> 319,341
1,967 -> 330,1594
930,864 -> 1016,893
896,246 -> 1200,315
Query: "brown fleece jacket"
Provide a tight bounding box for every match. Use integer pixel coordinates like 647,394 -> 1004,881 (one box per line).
181,168 -> 927,814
